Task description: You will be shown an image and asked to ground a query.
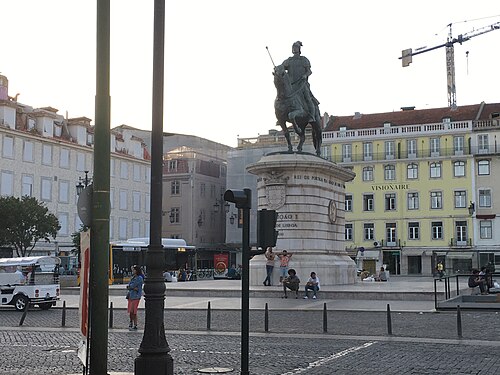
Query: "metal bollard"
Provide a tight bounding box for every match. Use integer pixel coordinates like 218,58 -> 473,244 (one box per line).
323,303 -> 328,333
61,301 -> 66,327
457,304 -> 463,338
386,304 -> 392,335
207,301 -> 211,331
264,303 -> 269,332
109,301 -> 113,329
19,300 -> 29,326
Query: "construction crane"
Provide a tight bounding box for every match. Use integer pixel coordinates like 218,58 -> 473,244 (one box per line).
400,21 -> 500,108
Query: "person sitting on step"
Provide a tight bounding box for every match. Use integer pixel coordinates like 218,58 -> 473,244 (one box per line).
282,268 -> 300,299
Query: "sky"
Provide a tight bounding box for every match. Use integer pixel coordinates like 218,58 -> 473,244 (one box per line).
2,1 -> 500,147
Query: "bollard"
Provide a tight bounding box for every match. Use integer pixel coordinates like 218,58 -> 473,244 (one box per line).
323,303 -> 328,333
264,303 -> 269,332
207,301 -> 211,331
19,300 -> 29,326
457,304 -> 463,338
109,302 -> 113,329
386,304 -> 392,335
61,301 -> 66,327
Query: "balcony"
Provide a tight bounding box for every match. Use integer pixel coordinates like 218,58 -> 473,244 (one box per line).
449,238 -> 472,248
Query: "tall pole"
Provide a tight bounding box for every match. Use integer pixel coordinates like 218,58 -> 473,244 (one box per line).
135,0 -> 173,373
90,0 -> 111,374
241,188 -> 251,375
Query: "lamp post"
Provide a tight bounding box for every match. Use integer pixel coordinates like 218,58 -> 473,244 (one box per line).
76,171 -> 92,195
135,0 -> 173,374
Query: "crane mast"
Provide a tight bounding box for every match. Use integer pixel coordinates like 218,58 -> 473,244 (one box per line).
400,21 -> 500,108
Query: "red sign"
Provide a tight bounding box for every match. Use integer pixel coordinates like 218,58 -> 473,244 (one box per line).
214,253 -> 228,276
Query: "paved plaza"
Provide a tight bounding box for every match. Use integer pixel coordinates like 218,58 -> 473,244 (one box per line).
1,276 -> 499,374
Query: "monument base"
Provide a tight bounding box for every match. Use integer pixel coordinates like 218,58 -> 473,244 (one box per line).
250,253 -> 356,286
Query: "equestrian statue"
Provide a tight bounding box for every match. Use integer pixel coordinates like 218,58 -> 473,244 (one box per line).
269,41 -> 322,156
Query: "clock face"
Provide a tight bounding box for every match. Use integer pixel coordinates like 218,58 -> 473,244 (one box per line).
328,199 -> 337,224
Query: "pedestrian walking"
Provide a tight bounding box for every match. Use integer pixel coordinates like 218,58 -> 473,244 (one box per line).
126,265 -> 143,331
278,250 -> 293,283
263,247 -> 276,286
437,261 -> 444,281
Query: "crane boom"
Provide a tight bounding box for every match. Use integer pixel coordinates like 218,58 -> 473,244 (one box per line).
399,21 -> 500,108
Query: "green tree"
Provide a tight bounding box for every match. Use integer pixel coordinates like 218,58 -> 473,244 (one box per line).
0,196 -> 60,257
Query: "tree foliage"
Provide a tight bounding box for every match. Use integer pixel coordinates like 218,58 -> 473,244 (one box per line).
0,196 -> 60,257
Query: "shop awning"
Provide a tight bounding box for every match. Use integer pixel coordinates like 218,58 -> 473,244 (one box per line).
356,250 -> 380,259
446,252 -> 473,259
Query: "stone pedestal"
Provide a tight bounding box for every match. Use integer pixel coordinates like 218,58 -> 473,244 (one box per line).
247,152 -> 357,285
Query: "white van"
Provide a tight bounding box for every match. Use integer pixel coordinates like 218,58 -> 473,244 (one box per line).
0,256 -> 61,311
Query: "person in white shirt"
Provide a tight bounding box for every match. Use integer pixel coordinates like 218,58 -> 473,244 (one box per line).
303,271 -> 320,299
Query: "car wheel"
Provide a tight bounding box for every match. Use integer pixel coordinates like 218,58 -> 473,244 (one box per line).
13,295 -> 29,312
39,303 -> 52,310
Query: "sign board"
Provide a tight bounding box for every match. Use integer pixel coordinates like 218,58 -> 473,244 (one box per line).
77,230 -> 90,365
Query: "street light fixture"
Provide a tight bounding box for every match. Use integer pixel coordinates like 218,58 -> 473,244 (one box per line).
468,201 -> 475,216
76,170 -> 92,195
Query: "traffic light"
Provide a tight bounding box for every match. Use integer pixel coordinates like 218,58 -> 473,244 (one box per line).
257,209 -> 278,250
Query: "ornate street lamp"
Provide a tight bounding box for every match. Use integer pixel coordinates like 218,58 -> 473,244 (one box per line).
76,170 -> 91,195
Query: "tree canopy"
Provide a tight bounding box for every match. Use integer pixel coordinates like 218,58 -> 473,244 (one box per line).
0,196 -> 60,257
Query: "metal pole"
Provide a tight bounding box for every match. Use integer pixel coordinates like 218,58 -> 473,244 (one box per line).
241,189 -> 251,375
109,302 -> 113,329
135,1 -> 172,373
386,304 -> 392,335
207,301 -> 211,331
61,300 -> 66,327
323,303 -> 328,333
457,305 -> 463,338
264,303 -> 269,332
90,1 -> 111,374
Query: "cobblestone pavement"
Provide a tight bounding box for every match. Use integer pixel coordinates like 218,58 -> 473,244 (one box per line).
0,329 -> 500,374
2,307 -> 500,341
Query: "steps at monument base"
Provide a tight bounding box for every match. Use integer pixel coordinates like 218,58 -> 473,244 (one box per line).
62,286 -> 440,301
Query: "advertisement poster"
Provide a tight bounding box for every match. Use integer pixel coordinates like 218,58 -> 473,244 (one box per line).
213,253 -> 228,278
77,229 -> 90,365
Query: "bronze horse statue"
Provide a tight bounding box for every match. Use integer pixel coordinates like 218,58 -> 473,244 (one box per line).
273,64 -> 322,156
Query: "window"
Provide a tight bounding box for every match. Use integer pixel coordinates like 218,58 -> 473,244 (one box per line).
478,160 -> 490,175
453,161 -> 465,177
210,184 -> 216,198
144,221 -> 150,237
431,221 -> 443,240
120,162 -> 128,179
119,218 -> 128,239
454,136 -> 464,155
59,180 -> 70,203
109,218 -> 114,239
363,142 -> 373,161
385,141 -> 395,159
132,191 -> 141,212
60,148 -> 70,168
171,180 -> 180,195
200,183 -> 206,197
408,222 -> 420,240
384,165 -> 395,180
430,162 -> 441,178
362,167 -> 373,181
132,219 -> 141,238
478,134 -> 489,153
2,136 -> 14,158
58,213 -> 69,236
42,144 -> 52,166
168,160 -> 178,172
23,141 -> 34,162
408,192 -> 419,210
480,221 -> 493,239
21,175 -> 34,197
145,193 -> 150,213
171,207 -> 180,223
119,190 -> 128,210
145,167 -> 151,183
430,191 -> 442,209
455,221 -> 467,243
363,194 -> 374,211
364,223 -> 374,240
385,193 -> 396,211
345,195 -> 352,211
407,163 -> 418,179
454,191 -> 466,208
407,139 -> 417,157
133,164 -> 141,182
41,177 -> 52,201
479,189 -> 491,207
345,223 -> 353,241
110,159 -> 115,177
0,171 -> 14,196
430,138 -> 440,156
342,144 -> 352,162
386,223 -> 397,244
76,152 -> 85,172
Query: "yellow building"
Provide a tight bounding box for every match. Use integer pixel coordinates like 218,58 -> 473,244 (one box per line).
322,103 -> 500,276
